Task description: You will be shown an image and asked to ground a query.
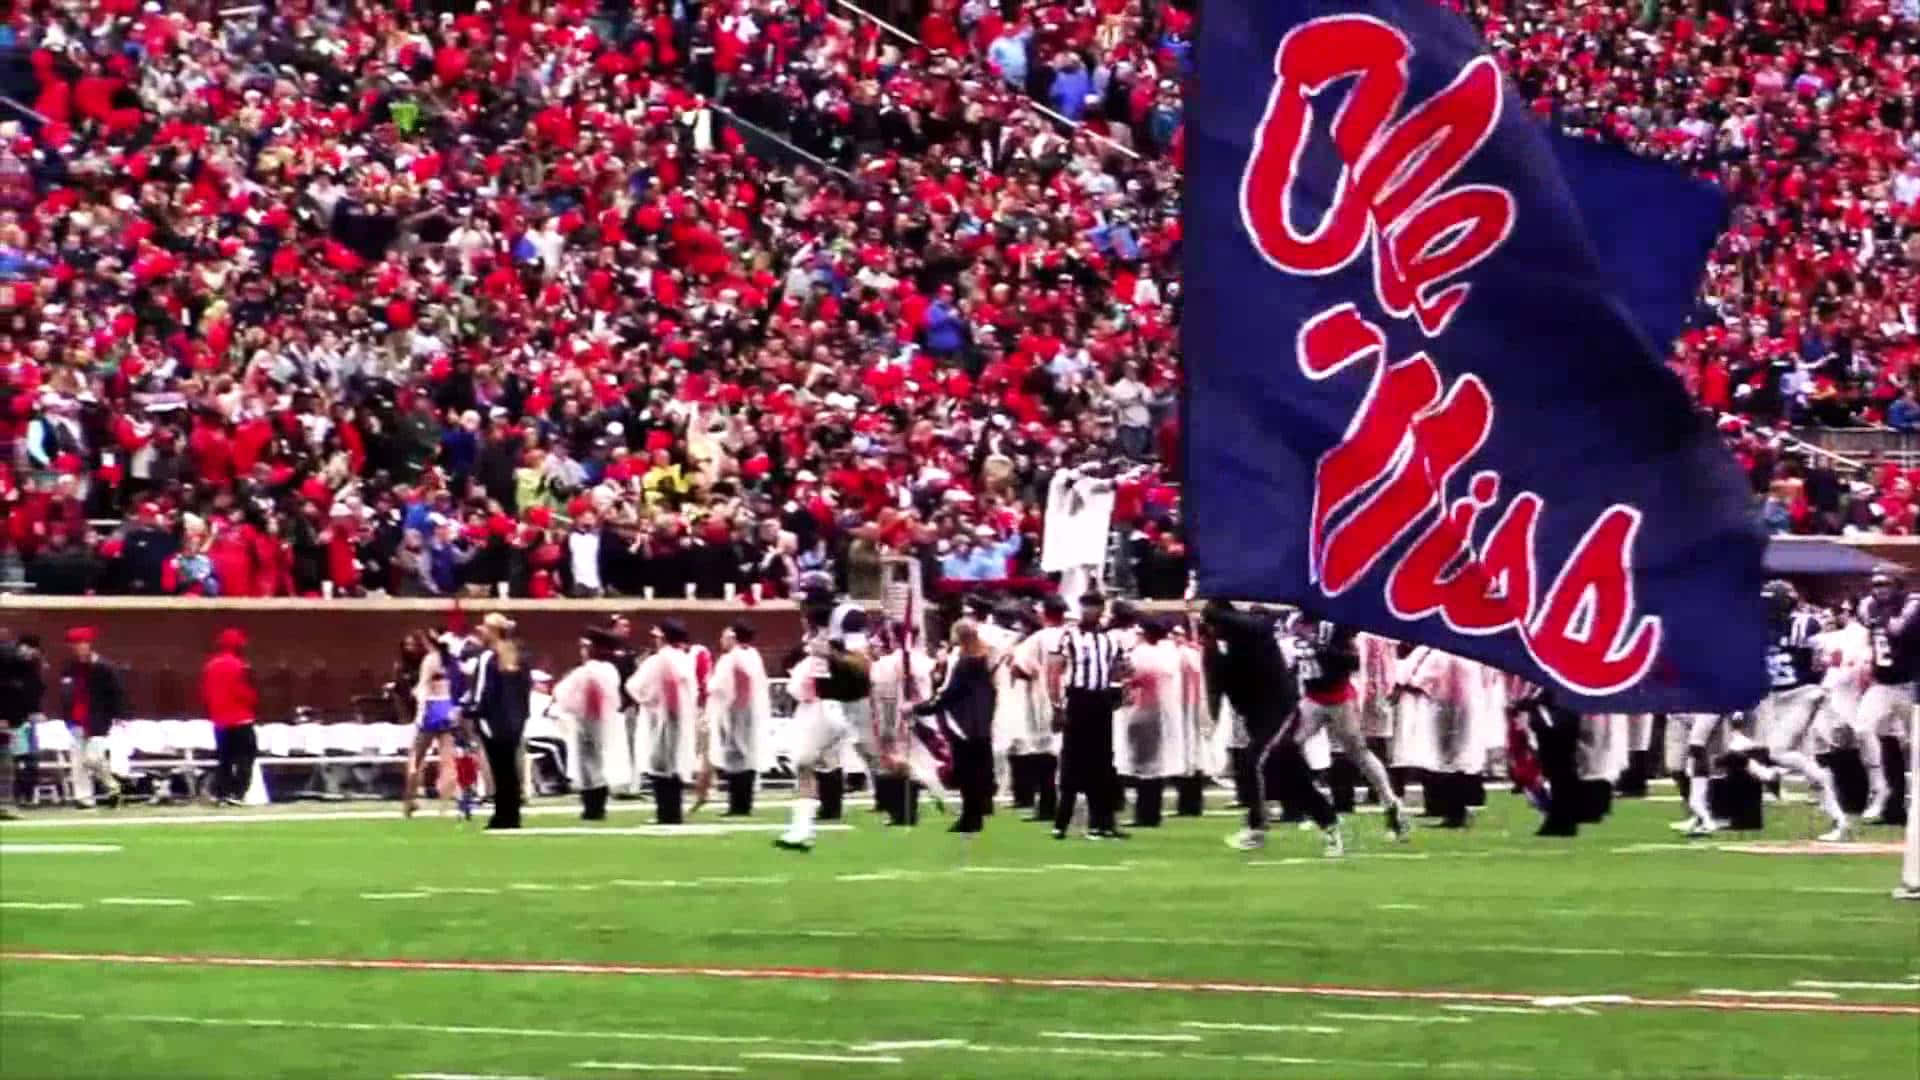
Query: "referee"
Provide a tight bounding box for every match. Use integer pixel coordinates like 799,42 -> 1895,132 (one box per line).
1048,591 -> 1127,840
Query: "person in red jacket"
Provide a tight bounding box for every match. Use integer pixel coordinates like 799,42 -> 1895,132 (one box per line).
202,628 -> 259,806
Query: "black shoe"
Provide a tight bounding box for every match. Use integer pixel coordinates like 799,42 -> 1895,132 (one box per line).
949,822 -> 981,834
1099,827 -> 1131,840
1535,823 -> 1579,837
1051,828 -> 1068,840
773,837 -> 813,853
484,819 -> 521,830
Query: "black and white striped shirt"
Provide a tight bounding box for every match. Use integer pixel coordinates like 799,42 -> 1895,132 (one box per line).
1056,626 -> 1123,691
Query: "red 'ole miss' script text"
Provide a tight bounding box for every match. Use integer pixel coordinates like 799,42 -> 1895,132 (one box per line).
1236,14 -> 1661,697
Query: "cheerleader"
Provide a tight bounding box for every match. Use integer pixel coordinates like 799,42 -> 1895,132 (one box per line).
400,632 -> 459,818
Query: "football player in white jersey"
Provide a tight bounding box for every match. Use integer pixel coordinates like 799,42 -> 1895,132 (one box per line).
1755,583 -> 1850,840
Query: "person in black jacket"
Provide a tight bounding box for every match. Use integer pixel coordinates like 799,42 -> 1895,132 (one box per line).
57,627 -> 126,809
0,633 -> 46,817
914,619 -> 996,833
463,613 -> 534,830
1201,601 -> 1340,857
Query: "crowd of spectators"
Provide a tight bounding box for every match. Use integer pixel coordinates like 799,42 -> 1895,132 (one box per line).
1,0 -> 1917,602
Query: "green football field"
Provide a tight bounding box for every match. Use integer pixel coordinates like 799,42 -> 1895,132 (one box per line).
2,789 -> 1916,1080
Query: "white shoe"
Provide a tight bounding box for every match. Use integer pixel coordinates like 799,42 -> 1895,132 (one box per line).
1668,817 -> 1698,832
1226,828 -> 1266,851
1322,826 -> 1345,858
773,832 -> 814,853
1862,795 -> 1888,822
1816,823 -> 1854,843
1685,816 -> 1724,838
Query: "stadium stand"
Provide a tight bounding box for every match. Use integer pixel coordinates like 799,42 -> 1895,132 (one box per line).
0,0 -> 1916,609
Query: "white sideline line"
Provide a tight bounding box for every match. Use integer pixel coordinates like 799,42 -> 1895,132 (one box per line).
98,897 -> 193,907
499,825 -> 851,837
1320,1006 -> 1466,1014
1040,864 -> 1132,872
508,884 -> 556,891
835,872 -> 920,882
419,888 -> 501,896
1441,1005 -> 1550,1016
957,866 -> 1045,875
1793,980 -> 1920,991
361,892 -> 429,901
741,1053 -> 902,1064
610,880 -> 695,888
696,876 -> 789,886
1376,904 -> 1424,911
0,1012 -> 843,1047
0,901 -> 84,911
1180,1021 -> 1342,1035
0,843 -> 122,854
1695,989 -> 1839,1000
966,1043 -> 1167,1060
575,1064 -> 745,1074
0,802 -> 717,829
1790,887 -> 1886,895
399,1074 -> 551,1080
1040,1032 -> 1202,1043
212,895 -> 276,902
847,1040 -> 967,1052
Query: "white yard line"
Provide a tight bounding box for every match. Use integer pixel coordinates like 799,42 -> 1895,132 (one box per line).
507,884 -> 556,891
574,1064 -> 745,1074
694,876 -> 790,886
418,888 -> 501,896
956,866 -> 1046,875
1179,1021 -> 1342,1034
847,1040 -> 968,1052
1376,903 -> 1424,911
835,872 -> 921,882
360,892 -> 430,901
740,1053 -> 902,1064
609,880 -> 696,888
212,895 -> 277,902
1789,887 -> 1887,895
1040,1032 -> 1202,1043
1318,1013 -> 1471,1025
0,843 -> 121,854
97,897 -> 193,907
1441,1005 -> 1552,1016
1793,980 -> 1920,991
1040,864 -> 1133,872
1695,989 -> 1839,1000
0,901 -> 84,911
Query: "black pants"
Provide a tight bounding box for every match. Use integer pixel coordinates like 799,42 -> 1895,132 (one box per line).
213,725 -> 257,802
653,775 -> 684,824
952,736 -> 993,831
1025,754 -> 1059,818
726,771 -> 756,816
1532,708 -> 1582,835
1248,719 -> 1335,831
1054,690 -> 1118,833
480,720 -> 525,828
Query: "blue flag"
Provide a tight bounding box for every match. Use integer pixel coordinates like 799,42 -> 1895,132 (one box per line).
1182,0 -> 1766,711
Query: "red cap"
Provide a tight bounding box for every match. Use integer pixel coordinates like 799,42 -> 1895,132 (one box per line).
214,628 -> 248,652
66,626 -> 97,645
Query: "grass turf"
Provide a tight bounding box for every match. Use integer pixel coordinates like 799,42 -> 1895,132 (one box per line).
2,791 -> 1916,1080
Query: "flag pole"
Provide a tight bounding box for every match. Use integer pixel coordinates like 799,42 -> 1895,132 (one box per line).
1897,702 -> 1919,900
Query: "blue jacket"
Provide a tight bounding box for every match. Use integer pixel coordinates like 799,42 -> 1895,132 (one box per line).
1050,66 -> 1092,120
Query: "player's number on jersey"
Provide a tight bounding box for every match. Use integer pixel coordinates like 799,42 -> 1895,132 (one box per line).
1872,630 -> 1894,668
1297,655 -> 1322,681
1766,650 -> 1798,689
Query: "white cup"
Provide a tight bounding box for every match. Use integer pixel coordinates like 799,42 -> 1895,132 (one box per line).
497,582 -> 510,598
684,583 -> 696,599
321,581 -> 334,599
644,586 -> 656,600
724,583 -> 736,600
751,582 -> 763,601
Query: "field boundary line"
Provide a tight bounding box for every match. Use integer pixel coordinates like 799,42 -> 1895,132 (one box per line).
6,950 -> 1918,1018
